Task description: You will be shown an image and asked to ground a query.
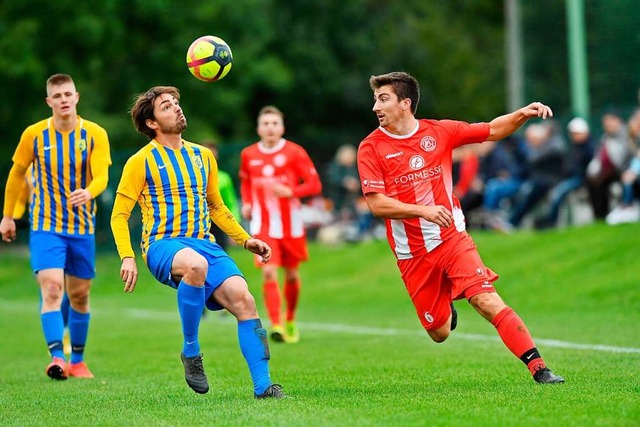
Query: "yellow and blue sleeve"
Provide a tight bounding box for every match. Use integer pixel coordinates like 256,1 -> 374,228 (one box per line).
86,126 -> 112,198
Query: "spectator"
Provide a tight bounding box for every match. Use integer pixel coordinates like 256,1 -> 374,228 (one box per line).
605,108 -> 640,224
482,134 -> 528,231
327,144 -> 361,222
586,110 -> 633,219
507,122 -> 566,228
326,144 -> 375,241
535,117 -> 595,229
457,141 -> 507,223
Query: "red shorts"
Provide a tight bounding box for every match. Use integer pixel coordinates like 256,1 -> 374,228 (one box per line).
254,235 -> 308,268
397,232 -> 498,331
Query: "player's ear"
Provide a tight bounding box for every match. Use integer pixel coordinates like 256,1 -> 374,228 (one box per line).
145,119 -> 158,130
402,98 -> 412,112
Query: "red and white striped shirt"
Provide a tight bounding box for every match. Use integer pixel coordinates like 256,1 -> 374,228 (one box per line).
357,119 -> 489,259
240,138 -> 322,239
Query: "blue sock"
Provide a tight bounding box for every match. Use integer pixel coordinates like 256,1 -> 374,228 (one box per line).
177,280 -> 205,358
68,307 -> 90,364
41,311 -> 65,359
61,292 -> 70,328
238,319 -> 272,395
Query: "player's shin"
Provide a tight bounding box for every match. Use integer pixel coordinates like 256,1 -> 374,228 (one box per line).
177,281 -> 205,357
238,318 -> 272,395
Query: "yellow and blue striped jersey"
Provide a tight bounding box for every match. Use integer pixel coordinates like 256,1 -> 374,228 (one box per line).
11,117 -> 111,235
114,140 -> 250,258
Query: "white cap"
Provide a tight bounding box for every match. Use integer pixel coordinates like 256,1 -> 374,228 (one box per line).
567,117 -> 589,134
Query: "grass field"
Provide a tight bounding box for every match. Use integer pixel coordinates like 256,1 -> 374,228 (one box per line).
1,222 -> 639,426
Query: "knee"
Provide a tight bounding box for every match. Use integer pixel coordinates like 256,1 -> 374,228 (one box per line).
428,328 -> 450,343
67,287 -> 90,308
470,292 -> 506,320
262,268 -> 278,282
40,278 -> 64,302
228,291 -> 258,319
182,256 -> 208,284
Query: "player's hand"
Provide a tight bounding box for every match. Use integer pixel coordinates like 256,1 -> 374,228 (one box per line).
120,257 -> 138,292
272,183 -> 293,198
69,188 -> 92,206
421,205 -> 453,228
241,204 -> 252,220
244,238 -> 272,264
522,102 -> 553,120
0,216 -> 17,243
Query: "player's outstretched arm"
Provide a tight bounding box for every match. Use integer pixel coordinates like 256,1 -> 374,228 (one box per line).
488,102 -> 553,141
244,238 -> 271,264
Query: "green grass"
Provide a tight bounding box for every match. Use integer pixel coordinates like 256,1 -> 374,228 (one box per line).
1,222 -> 639,426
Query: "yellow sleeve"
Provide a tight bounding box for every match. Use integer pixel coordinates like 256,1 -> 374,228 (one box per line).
205,150 -> 251,246
3,164 -> 28,217
12,177 -> 30,219
85,126 -> 112,198
110,193 -> 137,260
11,127 -> 36,169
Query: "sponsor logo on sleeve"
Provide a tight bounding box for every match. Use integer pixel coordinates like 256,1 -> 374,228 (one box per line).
362,179 -> 384,189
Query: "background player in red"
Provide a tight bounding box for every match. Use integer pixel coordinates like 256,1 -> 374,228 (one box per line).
357,72 -> 564,384
239,106 -> 322,343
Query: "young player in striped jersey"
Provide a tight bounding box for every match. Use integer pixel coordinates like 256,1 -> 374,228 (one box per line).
110,86 -> 284,398
239,106 -> 322,343
0,73 -> 111,380
357,72 -> 564,384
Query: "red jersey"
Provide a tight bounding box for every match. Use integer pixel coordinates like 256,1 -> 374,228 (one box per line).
357,119 -> 490,259
240,138 -> 322,239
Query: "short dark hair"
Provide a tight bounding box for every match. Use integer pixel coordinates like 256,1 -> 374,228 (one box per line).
257,105 -> 284,122
130,86 -> 180,140
46,74 -> 74,94
369,72 -> 420,114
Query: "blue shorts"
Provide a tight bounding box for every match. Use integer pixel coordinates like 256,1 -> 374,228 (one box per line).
146,237 -> 243,311
29,231 -> 96,279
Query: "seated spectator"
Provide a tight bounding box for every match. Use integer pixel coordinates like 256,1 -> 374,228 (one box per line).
495,122 -> 566,231
606,108 -> 640,224
327,144 -> 361,221
535,117 -> 595,229
326,144 -> 375,241
586,110 -> 633,220
482,135 -> 529,228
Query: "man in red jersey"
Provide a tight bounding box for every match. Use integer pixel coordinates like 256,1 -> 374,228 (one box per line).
357,72 -> 564,384
240,106 -> 322,343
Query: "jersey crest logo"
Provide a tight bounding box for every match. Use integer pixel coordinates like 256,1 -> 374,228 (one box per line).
362,179 -> 370,187
262,164 -> 275,177
75,139 -> 87,151
193,155 -> 203,169
420,136 -> 437,152
273,154 -> 287,167
409,155 -> 425,170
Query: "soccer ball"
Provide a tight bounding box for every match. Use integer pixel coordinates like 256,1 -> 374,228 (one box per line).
186,35 -> 233,82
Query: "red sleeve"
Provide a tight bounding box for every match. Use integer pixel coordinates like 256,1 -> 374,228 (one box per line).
238,148 -> 252,206
453,153 -> 479,197
441,120 -> 490,149
357,140 -> 386,195
291,145 -> 322,198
